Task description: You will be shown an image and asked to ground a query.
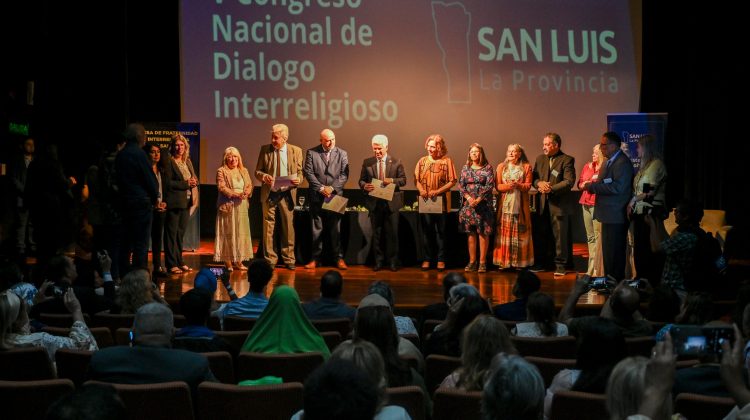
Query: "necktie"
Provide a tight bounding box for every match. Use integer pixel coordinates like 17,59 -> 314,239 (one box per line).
274,149 -> 280,177
548,157 -> 554,180
379,159 -> 385,181
323,151 -> 329,164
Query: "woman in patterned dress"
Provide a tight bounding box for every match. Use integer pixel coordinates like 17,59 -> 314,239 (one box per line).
414,134 -> 457,271
493,144 -> 534,269
214,146 -> 253,271
458,143 -> 495,273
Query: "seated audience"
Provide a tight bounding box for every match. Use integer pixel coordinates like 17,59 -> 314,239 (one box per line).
720,325 -> 750,419
109,268 -> 166,314
1,261 -> 37,307
647,284 -> 682,323
544,317 -> 627,418
172,288 -> 233,354
426,292 -> 491,358
292,358 -> 384,420
482,353 -> 545,420
367,280 -> 417,335
560,275 -> 652,337
87,302 -> 216,396
513,292 -> 569,337
326,340 -> 412,419
214,258 -> 273,324
655,291 -> 715,341
352,294 -> 426,377
45,383 -> 127,420
606,336 -> 676,420
441,315 -> 517,390
493,270 -> 540,321
420,272 -> 467,325
241,285 -> 330,358
1,288 -> 98,361
302,270 -> 356,321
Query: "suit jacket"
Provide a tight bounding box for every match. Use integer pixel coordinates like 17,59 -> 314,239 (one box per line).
87,345 -> 217,397
114,142 -> 158,204
216,165 -> 252,208
589,151 -> 634,224
302,297 -> 356,321
532,151 -> 576,216
254,143 -> 304,204
358,155 -> 407,212
303,145 -> 349,205
163,157 -> 196,209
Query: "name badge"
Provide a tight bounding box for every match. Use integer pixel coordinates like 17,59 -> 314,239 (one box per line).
603,178 -> 613,184
551,169 -> 559,177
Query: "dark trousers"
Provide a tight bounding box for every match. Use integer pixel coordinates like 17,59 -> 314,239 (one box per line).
601,222 -> 629,281
420,212 -> 447,263
532,205 -> 570,269
164,207 -> 188,269
371,201 -> 399,265
120,199 -> 153,275
92,223 -> 121,278
151,210 -> 166,269
631,214 -> 665,283
310,205 -> 342,261
14,207 -> 33,253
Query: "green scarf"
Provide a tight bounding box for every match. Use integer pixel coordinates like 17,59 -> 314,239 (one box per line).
241,285 -> 330,358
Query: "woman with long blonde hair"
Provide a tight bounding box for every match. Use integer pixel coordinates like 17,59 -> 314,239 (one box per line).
214,146 -> 253,270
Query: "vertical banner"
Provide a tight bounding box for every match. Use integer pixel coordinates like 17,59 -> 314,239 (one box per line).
144,122 -> 201,251
607,113 -> 668,170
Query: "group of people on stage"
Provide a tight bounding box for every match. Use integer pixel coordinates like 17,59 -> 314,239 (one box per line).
201,123 -> 668,282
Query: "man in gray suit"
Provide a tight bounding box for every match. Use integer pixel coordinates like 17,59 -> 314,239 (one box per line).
303,128 -> 349,270
583,131 -> 634,281
531,133 -> 576,276
359,134 -> 407,271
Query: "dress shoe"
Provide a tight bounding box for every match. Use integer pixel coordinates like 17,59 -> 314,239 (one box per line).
528,265 -> 545,273
437,261 -> 446,271
421,261 -> 430,271
373,264 -> 383,272
389,262 -> 399,272
155,267 -> 168,277
286,263 -> 296,270
336,259 -> 348,270
304,260 -> 318,269
553,266 -> 566,276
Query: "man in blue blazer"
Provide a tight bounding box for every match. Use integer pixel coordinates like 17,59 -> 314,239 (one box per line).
583,132 -> 634,281
303,128 -> 349,270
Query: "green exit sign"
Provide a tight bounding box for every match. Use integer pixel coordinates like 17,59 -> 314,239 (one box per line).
9,122 -> 29,136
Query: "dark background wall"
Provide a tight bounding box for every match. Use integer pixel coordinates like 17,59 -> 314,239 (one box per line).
2,1 -> 746,251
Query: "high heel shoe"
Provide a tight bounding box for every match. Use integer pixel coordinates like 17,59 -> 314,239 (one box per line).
421,261 -> 430,271
464,262 -> 478,272
478,263 -> 487,273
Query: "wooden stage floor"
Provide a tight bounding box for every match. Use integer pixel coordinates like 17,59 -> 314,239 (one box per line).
160,240 -> 607,311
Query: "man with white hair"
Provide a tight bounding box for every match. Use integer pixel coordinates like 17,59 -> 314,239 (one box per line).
358,134 -> 406,271
87,302 -> 216,396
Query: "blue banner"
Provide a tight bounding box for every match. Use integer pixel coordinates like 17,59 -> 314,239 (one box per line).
606,113 -> 668,171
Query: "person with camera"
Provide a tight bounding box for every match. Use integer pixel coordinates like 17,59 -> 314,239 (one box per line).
628,134 -> 668,285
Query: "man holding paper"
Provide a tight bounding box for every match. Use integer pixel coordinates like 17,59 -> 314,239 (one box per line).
255,123 -> 303,270
303,128 -> 349,270
359,134 -> 406,272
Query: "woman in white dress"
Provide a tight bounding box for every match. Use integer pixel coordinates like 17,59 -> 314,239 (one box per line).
214,147 -> 253,271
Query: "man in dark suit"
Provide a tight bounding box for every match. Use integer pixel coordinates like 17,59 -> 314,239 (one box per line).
358,134 -> 407,271
303,128 -> 349,270
583,132 -> 634,281
254,123 -> 303,270
531,132 -> 576,276
87,302 -> 217,397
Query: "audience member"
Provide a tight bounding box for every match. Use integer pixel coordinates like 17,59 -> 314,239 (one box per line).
441,315 -> 517,391
1,289 -> 98,361
482,353 -> 545,420
241,285 -> 330,358
87,302 -> 216,396
302,270 -> 356,321
45,383 -> 127,420
1,260 -> 37,307
421,272 -> 467,324
292,358 -> 380,420
720,325 -> 750,418
110,269 -> 166,314
655,292 -> 715,341
173,288 -> 233,354
647,284 -> 682,323
367,280 -> 417,335
425,293 -> 490,357
493,270 -> 540,321
215,259 -> 273,323
544,317 -> 627,418
513,292 -> 569,337
10,137 -> 35,258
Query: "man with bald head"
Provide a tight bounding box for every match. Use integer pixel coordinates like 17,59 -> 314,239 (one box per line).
303,128 -> 349,270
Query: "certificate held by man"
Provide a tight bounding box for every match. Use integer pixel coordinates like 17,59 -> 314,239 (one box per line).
369,178 -> 396,201
418,196 -> 443,213
322,194 -> 348,214
272,174 -> 297,191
